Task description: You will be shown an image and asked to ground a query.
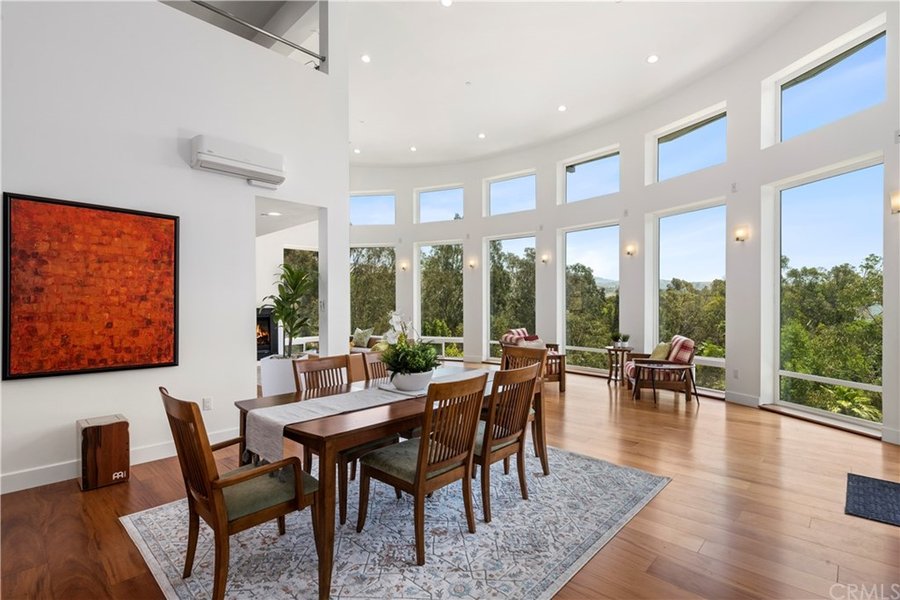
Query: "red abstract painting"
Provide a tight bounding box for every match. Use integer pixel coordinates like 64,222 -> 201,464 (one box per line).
3,193 -> 178,379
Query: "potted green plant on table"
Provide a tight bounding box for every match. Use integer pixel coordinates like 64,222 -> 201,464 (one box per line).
611,332 -> 622,347
382,312 -> 441,391
258,263 -> 313,395
621,333 -> 631,348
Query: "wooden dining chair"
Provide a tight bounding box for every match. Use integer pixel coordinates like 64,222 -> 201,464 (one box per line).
363,351 -> 389,380
296,354 -> 400,525
160,387 -> 318,600
474,363 -> 541,522
499,344 -> 550,475
356,373 -> 489,565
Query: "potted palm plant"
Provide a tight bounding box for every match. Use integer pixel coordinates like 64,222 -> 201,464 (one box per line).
258,263 -> 313,395
381,312 -> 441,391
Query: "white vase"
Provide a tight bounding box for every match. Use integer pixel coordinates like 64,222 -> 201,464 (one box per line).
259,355 -> 299,396
391,369 -> 434,392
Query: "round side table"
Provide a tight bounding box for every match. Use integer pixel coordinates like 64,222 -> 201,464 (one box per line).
604,346 -> 633,386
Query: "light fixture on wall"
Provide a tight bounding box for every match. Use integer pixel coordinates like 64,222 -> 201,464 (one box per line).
399,262 -> 409,272
468,258 -> 477,269
891,191 -> 900,214
735,226 -> 749,242
541,253 -> 551,264
625,244 -> 636,256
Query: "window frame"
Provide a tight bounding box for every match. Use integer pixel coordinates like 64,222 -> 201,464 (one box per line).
349,190 -> 397,226
414,184 -> 465,224
645,102 -> 727,185
770,153 -> 885,429
559,145 -> 621,205
483,232 -> 538,360
484,170 -> 537,217
760,13 -> 887,148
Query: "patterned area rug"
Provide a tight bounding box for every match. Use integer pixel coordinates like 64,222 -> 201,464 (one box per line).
121,446 -> 668,599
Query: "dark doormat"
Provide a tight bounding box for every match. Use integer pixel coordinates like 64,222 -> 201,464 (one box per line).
845,473 -> 900,527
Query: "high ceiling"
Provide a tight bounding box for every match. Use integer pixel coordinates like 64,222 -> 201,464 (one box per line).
348,1 -> 806,166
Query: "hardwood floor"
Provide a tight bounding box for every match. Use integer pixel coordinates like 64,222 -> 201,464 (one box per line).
3,373 -> 898,599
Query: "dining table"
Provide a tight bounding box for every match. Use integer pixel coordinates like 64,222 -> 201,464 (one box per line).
233,364 -> 499,600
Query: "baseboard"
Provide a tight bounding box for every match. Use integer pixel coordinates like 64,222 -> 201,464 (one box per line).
882,426 -> 900,446
724,391 -> 758,407
0,426 -> 240,495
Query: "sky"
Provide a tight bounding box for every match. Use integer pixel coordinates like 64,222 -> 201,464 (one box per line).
419,187 -> 464,223
567,154 -> 619,203
490,174 -> 536,216
350,194 -> 395,225
566,226 -> 619,280
659,205 -> 726,282
658,116 -> 727,182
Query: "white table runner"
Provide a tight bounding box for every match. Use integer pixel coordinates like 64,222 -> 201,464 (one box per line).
245,367 -> 492,464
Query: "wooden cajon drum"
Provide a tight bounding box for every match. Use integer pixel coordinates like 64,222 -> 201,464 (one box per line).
77,414 -> 130,490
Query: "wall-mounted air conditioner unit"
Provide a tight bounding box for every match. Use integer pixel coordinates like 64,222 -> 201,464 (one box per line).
190,135 -> 286,187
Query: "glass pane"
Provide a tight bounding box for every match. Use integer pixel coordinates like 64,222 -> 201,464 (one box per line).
420,244 -> 463,338
419,187 -> 464,223
489,237 -> 536,346
696,365 -> 725,391
566,153 -> 620,203
283,248 -> 318,336
658,205 -> 726,361
350,194 -> 395,225
779,164 -> 883,425
489,174 -> 536,216
780,377 -> 882,423
781,34 -> 886,141
350,247 -> 395,334
565,226 -> 620,369
658,114 -> 727,181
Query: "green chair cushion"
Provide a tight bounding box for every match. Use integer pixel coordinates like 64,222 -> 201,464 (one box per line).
473,421 -> 518,457
221,464 -> 318,522
352,327 -> 375,348
649,342 -> 671,360
360,438 -> 458,483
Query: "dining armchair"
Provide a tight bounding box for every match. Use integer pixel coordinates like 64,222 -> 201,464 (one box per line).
624,335 -> 697,398
356,373 -> 489,565
160,387 -> 318,600
296,354 -> 400,525
499,344 -> 551,476
475,363 -> 541,522
499,328 -> 566,392
362,351 -> 389,380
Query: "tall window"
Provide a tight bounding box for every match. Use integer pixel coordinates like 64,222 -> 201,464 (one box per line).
350,193 -> 395,225
658,113 -> 726,182
565,152 -> 620,203
488,174 -> 536,216
781,32 -> 886,141
419,244 -> 464,357
488,236 -> 536,357
418,187 -> 464,223
350,247 -> 396,334
658,205 -> 726,390
779,164 -> 883,423
283,248 -> 318,336
565,226 -> 619,369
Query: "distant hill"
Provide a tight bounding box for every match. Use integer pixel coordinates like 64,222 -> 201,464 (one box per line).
591,277 -> 715,291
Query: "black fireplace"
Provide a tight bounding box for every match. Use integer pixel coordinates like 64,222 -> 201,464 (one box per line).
256,308 -> 278,359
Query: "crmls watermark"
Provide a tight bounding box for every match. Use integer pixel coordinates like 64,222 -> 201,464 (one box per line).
830,583 -> 900,600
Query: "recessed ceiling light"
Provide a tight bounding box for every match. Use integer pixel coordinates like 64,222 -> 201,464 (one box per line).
557,105 -> 567,112
477,133 -> 486,139
360,54 -> 371,63
440,0 -> 453,6
353,148 -> 361,154
410,146 -> 417,152
646,54 -> 659,64
262,212 -> 282,217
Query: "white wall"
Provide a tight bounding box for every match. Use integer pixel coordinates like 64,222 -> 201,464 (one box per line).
0,1 -> 350,492
351,2 -> 900,442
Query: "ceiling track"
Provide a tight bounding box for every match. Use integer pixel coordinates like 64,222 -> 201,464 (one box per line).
191,0 -> 325,66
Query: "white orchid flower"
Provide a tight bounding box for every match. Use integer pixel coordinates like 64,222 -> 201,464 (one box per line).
385,330 -> 399,344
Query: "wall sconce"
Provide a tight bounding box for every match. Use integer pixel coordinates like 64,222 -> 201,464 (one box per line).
624,244 -> 636,256
399,262 -> 409,272
734,226 -> 749,242
891,191 -> 900,214
467,258 -> 477,269
540,253 -> 551,264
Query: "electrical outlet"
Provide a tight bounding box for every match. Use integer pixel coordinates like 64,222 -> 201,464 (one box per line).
731,182 -> 738,193
732,369 -> 739,380
202,397 -> 213,411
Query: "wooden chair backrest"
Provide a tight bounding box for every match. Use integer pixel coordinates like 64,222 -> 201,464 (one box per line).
363,352 -> 388,380
484,364 -> 541,450
159,387 -> 219,514
500,344 -> 548,377
293,355 -> 350,391
416,373 -> 488,483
